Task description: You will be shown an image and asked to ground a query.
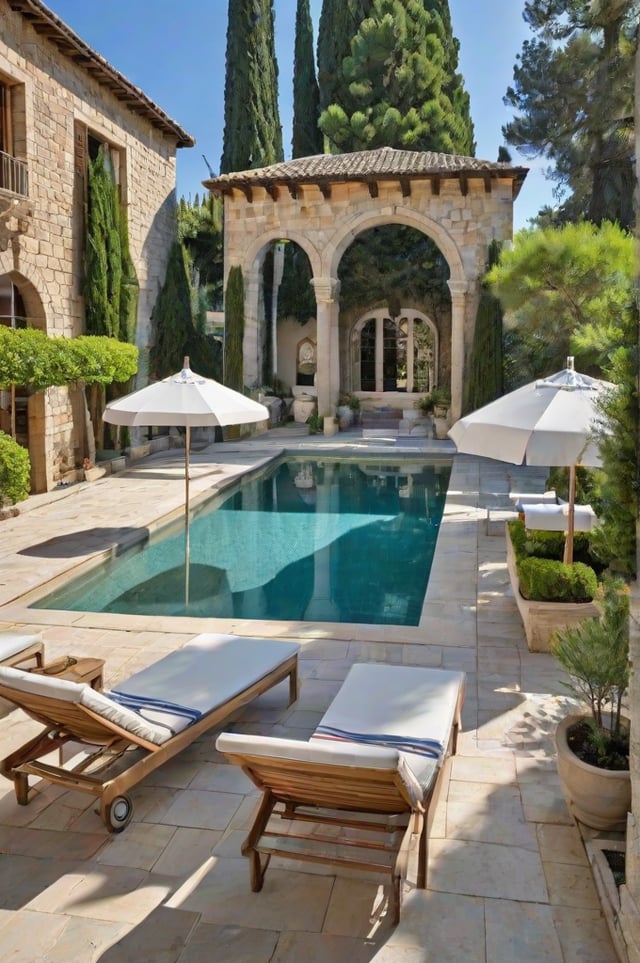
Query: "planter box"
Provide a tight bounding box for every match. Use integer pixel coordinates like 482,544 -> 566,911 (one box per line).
585,838 -> 629,963
84,466 -> 107,483
506,527 -> 600,652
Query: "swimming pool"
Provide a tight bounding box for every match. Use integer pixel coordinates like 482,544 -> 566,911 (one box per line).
32,456 -> 451,625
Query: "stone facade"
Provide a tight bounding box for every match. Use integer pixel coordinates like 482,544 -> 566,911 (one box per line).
0,0 -> 193,492
207,148 -> 527,421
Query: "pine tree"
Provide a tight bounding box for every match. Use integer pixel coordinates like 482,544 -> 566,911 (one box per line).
503,0 -> 637,227
292,0 -> 323,158
319,0 -> 474,154
423,0 -> 475,155
220,0 -> 283,173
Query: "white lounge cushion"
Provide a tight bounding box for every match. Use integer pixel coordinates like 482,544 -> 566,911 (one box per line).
311,664 -> 464,790
110,635 -> 299,732
0,632 -> 42,662
0,635 -> 300,748
215,731 -> 426,808
524,502 -> 598,532
0,665 -> 172,745
510,491 -> 557,509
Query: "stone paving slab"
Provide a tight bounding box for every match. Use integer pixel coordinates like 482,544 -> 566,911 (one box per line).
0,435 -> 616,961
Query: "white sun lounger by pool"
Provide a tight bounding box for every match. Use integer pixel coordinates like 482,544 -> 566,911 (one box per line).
0,634 -> 299,831
217,663 -> 465,924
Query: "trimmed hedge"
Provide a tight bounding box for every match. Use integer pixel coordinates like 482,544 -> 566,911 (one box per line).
509,518 -> 598,603
0,431 -> 30,505
516,556 -> 598,603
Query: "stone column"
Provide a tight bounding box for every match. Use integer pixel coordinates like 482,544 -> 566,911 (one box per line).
242,267 -> 262,388
447,280 -> 468,422
311,276 -> 340,416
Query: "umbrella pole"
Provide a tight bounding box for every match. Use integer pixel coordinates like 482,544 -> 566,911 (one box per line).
563,463 -> 576,566
185,425 -> 190,607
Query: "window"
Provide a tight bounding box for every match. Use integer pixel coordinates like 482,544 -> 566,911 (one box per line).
352,310 -> 437,393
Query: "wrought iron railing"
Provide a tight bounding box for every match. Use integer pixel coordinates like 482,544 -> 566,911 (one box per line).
0,150 -> 28,197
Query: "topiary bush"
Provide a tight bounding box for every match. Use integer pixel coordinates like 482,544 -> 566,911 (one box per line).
516,556 -> 598,603
508,519 -> 594,567
0,431 -> 30,505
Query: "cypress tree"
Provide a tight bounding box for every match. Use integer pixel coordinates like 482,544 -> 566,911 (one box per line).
85,147 -> 122,339
317,0 -> 372,118
463,240 -> 504,415
220,0 -> 283,173
292,0 -> 323,158
224,266 -> 245,392
149,243 -> 193,379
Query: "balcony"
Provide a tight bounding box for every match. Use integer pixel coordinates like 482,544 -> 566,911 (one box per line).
0,150 -> 28,198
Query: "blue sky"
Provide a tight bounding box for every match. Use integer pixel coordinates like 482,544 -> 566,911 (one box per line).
45,0 -> 554,230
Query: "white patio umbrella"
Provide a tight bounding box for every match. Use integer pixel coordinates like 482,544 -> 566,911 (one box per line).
448,357 -> 613,564
103,357 -> 269,604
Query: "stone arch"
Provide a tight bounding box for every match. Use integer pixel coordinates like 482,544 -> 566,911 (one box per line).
239,229 -> 322,283
324,209 -> 466,289
1,268 -> 48,329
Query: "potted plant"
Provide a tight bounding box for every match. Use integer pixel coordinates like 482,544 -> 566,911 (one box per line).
429,387 -> 451,438
430,386 -> 450,417
414,394 -> 434,416
552,575 -> 630,831
337,394 -> 360,429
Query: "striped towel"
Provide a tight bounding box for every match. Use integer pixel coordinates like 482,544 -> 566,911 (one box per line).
313,725 -> 443,759
109,690 -> 203,725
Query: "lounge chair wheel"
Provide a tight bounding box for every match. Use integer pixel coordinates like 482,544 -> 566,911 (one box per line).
105,794 -> 133,832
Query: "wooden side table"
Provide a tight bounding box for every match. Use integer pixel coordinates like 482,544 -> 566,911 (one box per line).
32,656 -> 105,690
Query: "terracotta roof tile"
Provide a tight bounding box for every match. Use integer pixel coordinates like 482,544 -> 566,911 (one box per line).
205,146 -> 528,190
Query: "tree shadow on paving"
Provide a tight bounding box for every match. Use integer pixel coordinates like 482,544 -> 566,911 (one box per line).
18,526 -> 148,558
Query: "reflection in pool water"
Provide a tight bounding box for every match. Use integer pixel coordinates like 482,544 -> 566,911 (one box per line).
33,457 -> 451,626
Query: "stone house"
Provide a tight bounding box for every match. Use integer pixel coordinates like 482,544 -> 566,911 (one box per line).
206,148 -> 527,425
0,0 -> 193,492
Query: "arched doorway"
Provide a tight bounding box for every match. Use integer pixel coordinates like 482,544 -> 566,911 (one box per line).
350,309 -> 437,395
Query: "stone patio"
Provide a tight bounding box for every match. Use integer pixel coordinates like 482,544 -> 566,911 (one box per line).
0,427 -> 618,961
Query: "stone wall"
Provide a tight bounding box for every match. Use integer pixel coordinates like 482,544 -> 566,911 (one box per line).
0,8 -> 182,490
222,174 -> 516,417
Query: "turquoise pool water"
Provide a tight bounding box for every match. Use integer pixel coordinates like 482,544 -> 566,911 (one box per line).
32,456 -> 451,625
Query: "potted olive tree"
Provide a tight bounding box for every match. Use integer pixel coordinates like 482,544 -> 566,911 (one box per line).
430,387 -> 451,439
552,575 -> 630,831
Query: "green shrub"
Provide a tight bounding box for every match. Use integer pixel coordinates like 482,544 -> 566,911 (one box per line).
508,519 -> 592,564
516,556 -> 598,603
306,413 -> 323,434
0,431 -> 30,505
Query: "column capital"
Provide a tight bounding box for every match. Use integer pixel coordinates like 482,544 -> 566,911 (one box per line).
312,276 -> 341,303
447,279 -> 469,300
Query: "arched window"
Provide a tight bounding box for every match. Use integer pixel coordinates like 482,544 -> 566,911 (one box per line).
0,275 -> 26,328
351,310 -> 437,393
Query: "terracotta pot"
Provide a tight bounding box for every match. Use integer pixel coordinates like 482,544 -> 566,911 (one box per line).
555,714 -> 630,831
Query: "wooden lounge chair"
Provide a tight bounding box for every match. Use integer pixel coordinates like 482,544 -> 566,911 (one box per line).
216,663 -> 464,924
0,631 -> 44,669
0,633 -> 299,832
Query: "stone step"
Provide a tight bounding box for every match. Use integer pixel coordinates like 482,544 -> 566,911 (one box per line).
361,428 -> 399,439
